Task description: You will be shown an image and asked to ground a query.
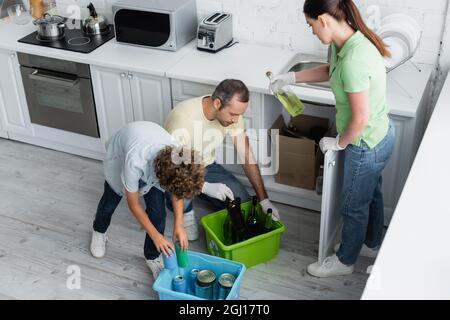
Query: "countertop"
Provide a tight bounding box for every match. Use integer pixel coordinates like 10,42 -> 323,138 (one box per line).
0,20 -> 195,78
362,72 -> 450,300
0,19 -> 433,118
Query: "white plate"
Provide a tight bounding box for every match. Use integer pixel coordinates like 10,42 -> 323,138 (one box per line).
381,13 -> 421,38
378,23 -> 416,55
379,31 -> 411,57
383,36 -> 409,69
379,17 -> 420,51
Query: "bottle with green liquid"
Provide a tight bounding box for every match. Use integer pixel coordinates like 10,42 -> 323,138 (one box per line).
266,71 -> 305,117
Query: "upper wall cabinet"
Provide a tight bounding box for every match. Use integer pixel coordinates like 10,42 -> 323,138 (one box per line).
0,49 -> 33,137
90,65 -> 172,151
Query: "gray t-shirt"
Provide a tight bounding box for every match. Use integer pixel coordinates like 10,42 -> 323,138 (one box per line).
103,121 -> 177,196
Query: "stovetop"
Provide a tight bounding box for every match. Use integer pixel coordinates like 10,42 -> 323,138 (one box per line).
18,23 -> 115,54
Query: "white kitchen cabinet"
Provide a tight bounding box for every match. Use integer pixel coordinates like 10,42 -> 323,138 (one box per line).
131,73 -> 172,126
91,65 -> 171,150
0,49 -> 33,137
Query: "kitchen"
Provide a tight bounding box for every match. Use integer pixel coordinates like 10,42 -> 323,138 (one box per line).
0,0 -> 449,301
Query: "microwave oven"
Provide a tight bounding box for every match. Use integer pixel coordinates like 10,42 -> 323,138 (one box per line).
112,0 -> 197,51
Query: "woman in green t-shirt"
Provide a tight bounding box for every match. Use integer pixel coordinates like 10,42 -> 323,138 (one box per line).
272,0 -> 395,277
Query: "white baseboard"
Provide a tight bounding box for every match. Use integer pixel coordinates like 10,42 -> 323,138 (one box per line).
8,124 -> 105,160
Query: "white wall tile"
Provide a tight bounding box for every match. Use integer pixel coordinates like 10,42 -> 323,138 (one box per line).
84,0 -> 448,85
194,0 -> 448,66
80,0 -> 447,67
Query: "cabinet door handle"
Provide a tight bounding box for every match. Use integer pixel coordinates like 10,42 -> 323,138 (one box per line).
127,73 -> 133,80
10,53 -> 15,59
120,72 -> 127,78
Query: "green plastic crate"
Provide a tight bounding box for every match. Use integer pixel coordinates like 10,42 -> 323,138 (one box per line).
200,201 -> 285,268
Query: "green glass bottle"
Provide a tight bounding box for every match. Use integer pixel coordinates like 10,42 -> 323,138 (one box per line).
224,197 -> 248,244
246,196 -> 260,238
267,71 -> 305,117
222,214 -> 233,246
264,208 -> 273,232
223,198 -> 234,246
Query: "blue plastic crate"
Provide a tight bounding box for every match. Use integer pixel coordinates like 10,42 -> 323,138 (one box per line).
152,250 -> 246,300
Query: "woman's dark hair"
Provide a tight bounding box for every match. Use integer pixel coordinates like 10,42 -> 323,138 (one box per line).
304,0 -> 390,57
212,79 -> 249,110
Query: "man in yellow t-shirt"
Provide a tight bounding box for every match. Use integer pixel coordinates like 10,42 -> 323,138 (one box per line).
165,79 -> 280,241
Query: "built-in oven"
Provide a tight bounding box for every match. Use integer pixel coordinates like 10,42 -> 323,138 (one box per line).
18,52 -> 100,138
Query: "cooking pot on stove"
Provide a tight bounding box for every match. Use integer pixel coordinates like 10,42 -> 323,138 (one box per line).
83,2 -> 108,35
33,13 -> 66,39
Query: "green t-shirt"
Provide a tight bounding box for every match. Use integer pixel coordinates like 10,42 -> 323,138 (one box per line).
329,30 -> 389,148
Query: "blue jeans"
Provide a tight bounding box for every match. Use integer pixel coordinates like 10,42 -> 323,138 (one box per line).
165,163 -> 251,212
93,181 -> 166,260
337,123 -> 395,265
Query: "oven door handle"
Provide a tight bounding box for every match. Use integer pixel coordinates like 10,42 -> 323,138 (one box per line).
29,69 -> 79,87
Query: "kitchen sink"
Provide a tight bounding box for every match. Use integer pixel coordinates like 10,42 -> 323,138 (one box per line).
283,54 -> 331,91
289,61 -> 327,72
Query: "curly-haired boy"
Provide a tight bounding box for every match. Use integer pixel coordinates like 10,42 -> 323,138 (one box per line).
90,121 -> 204,279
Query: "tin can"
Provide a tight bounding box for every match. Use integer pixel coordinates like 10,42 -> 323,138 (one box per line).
218,273 -> 235,300
162,249 -> 177,269
172,274 -> 186,293
189,268 -> 199,294
175,242 -> 188,268
195,269 -> 216,299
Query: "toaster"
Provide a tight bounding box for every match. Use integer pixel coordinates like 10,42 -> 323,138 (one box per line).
197,12 -> 233,53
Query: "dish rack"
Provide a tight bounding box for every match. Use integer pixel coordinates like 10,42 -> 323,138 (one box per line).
386,30 -> 422,73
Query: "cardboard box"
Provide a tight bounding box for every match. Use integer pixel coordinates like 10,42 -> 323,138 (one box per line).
271,114 -> 329,190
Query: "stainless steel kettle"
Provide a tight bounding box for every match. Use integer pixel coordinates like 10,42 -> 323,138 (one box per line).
83,2 -> 108,35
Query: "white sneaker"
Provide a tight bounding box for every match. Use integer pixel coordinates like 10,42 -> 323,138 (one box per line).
183,210 -> 199,241
334,242 -> 379,258
307,254 -> 354,278
146,255 -> 164,279
90,230 -> 107,258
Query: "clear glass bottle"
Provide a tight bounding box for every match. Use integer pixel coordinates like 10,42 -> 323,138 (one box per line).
266,71 -> 305,118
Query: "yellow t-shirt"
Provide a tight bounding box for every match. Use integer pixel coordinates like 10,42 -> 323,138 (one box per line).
165,95 -> 244,166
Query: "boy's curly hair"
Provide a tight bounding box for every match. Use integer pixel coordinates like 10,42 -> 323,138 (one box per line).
154,146 -> 204,199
